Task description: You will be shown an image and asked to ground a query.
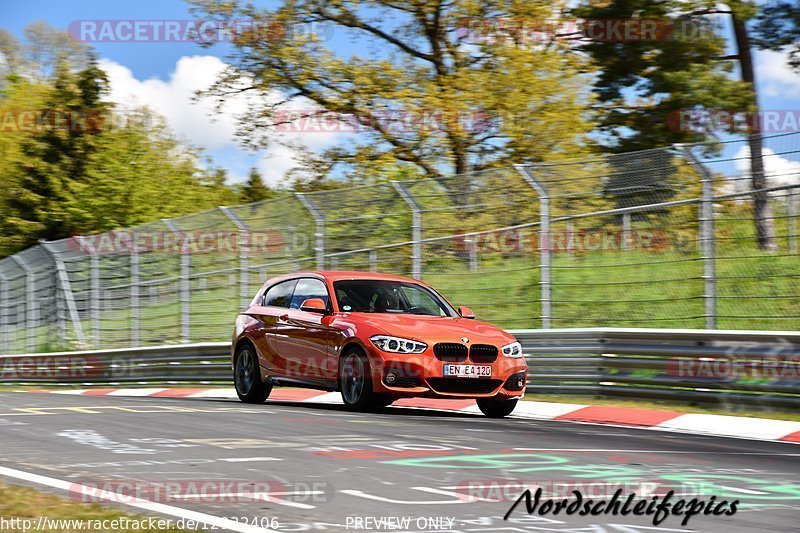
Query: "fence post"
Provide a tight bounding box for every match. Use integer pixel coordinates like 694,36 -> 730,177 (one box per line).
468,237 -> 479,272
40,242 -> 87,348
79,237 -> 101,346
0,273 -> 8,354
220,207 -> 251,310
369,250 -> 377,272
10,255 -> 36,352
296,193 -> 325,270
682,146 -> 716,329
788,190 -> 797,254
515,165 -> 552,329
622,213 -> 632,250
390,181 -> 423,279
163,219 -> 190,343
130,241 -> 140,347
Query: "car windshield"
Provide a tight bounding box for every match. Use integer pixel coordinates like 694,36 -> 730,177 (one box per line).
333,280 -> 456,316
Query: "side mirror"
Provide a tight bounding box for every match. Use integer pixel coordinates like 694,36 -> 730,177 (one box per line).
300,298 -> 328,314
458,306 -> 475,319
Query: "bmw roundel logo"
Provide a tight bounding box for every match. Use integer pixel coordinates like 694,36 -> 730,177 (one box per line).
461,337 -> 469,343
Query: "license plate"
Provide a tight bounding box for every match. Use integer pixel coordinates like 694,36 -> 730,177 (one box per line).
443,364 -> 492,378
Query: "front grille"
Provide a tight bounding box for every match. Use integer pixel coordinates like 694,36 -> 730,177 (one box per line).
434,343 -> 468,362
427,378 -> 502,395
470,344 -> 498,363
504,372 -> 526,391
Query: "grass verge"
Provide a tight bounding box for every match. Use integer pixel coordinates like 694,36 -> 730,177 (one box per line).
0,482 -> 184,532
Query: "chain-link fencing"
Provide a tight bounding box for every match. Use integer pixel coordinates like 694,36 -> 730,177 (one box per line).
1,132 -> 798,352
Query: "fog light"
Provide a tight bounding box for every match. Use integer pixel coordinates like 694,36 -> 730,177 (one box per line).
517,376 -> 525,389
385,372 -> 397,384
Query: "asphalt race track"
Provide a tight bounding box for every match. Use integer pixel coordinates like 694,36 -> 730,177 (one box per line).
0,391 -> 798,532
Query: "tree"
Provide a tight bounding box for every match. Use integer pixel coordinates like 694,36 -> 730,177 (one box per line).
0,75 -> 240,255
573,0 -> 779,250
0,22 -> 91,82
4,55 -> 110,248
189,0 -> 597,188
239,167 -> 276,203
752,1 -> 800,72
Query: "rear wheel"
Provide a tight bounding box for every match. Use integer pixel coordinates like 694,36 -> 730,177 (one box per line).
339,349 -> 386,411
234,345 -> 272,403
476,397 -> 518,418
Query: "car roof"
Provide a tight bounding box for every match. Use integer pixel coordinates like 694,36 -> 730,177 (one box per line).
266,270 -> 426,285
317,270 -> 424,283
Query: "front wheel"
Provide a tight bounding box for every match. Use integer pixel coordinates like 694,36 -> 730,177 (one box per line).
476,397 -> 518,418
234,345 -> 272,403
339,349 -> 383,411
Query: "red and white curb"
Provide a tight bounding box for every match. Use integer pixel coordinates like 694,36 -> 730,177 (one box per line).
27,388 -> 800,444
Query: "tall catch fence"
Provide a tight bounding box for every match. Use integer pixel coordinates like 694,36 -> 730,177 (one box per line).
1,132 -> 799,352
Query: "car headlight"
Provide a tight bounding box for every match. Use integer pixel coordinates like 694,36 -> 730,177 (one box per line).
501,341 -> 523,358
371,335 -> 427,354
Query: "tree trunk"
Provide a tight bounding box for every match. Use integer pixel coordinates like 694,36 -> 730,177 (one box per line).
732,11 -> 777,251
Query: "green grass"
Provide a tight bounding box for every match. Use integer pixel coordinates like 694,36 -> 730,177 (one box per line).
0,482 -> 185,532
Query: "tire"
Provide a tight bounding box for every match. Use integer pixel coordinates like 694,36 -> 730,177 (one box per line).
234,344 -> 272,403
339,348 -> 382,411
476,397 -> 518,418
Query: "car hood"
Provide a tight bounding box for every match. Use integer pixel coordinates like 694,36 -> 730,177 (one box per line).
345,313 -> 515,346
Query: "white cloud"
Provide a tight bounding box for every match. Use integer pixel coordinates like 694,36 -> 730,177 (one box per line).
99,55 -> 348,186
728,145 -> 800,196
756,49 -> 800,99
100,55 -> 243,150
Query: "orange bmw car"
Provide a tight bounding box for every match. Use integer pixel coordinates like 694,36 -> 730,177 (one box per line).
231,271 -> 527,417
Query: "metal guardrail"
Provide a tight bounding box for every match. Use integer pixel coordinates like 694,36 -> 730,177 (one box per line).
1,329 -> 798,410
515,328 -> 800,409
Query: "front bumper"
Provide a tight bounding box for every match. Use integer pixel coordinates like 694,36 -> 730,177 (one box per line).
366,346 -> 528,399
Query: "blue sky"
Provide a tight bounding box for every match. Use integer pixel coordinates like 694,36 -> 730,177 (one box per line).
4,0 -> 799,185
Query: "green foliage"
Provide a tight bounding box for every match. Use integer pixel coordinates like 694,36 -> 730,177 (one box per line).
0,37 -> 239,256
189,0 -> 597,185
238,167 -> 277,203
572,0 -> 753,151
752,1 -> 800,71
4,56 -> 111,248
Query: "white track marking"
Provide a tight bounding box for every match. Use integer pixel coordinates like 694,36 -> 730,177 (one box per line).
304,392 -> 343,404
658,413 -> 800,441
339,489 -> 465,505
107,388 -> 169,396
0,466 -> 278,533
171,491 -> 320,509
186,389 -> 238,399
410,486 -> 493,502
718,485 -> 770,495
218,457 -> 283,463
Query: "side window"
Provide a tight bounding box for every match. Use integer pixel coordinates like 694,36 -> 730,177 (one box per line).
290,278 -> 330,310
263,280 -> 297,308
